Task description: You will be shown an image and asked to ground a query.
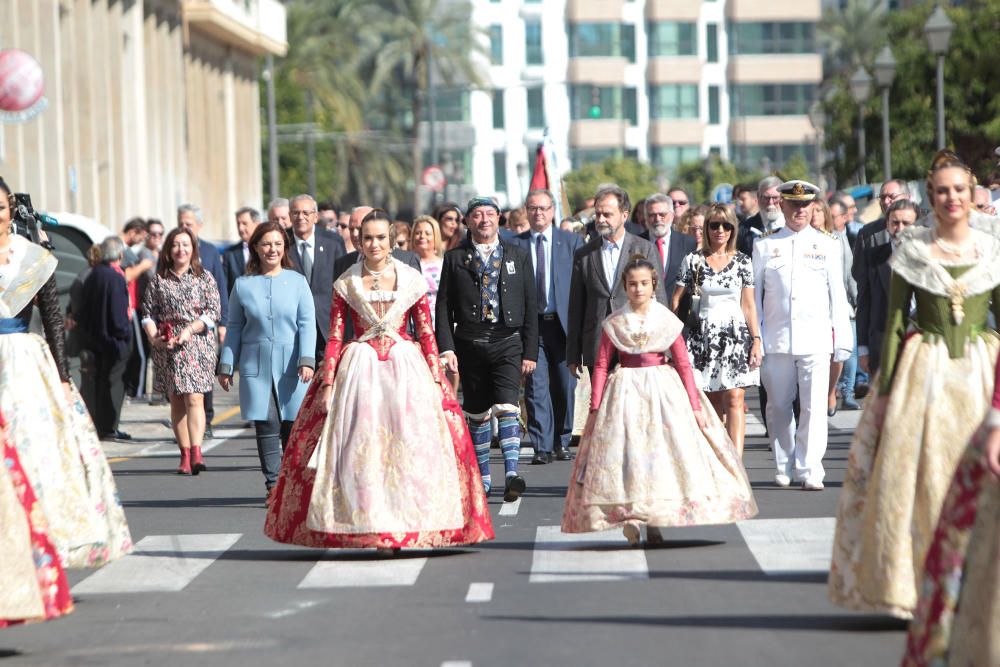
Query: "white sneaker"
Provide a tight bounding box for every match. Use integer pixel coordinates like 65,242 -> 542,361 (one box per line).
775,474 -> 792,487
802,480 -> 825,491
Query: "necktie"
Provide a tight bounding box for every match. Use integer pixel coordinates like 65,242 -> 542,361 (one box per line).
536,234 -> 547,312
300,241 -> 313,284
656,236 -> 667,273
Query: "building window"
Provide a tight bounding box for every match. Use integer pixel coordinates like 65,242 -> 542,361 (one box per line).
731,84 -> 816,116
650,145 -> 702,172
494,151 -> 507,194
435,89 -> 469,122
570,85 -> 637,122
568,23 -> 635,62
527,87 -> 545,128
569,147 -> 622,170
648,22 -> 697,57
708,85 -> 720,124
706,24 -> 719,63
525,20 -> 543,65
649,84 -> 698,120
728,22 -> 814,55
489,25 -> 503,65
492,90 -> 505,129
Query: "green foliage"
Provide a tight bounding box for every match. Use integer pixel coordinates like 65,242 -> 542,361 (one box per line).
822,0 -> 1000,185
671,157 -> 766,204
263,0 -> 485,213
563,158 -> 661,209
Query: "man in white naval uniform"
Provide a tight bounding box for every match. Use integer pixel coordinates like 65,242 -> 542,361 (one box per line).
752,180 -> 853,490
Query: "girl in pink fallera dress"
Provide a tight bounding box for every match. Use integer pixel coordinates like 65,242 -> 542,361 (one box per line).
562,256 -> 757,545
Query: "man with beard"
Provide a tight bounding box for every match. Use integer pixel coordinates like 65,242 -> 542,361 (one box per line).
753,180 -> 852,491
733,183 -> 759,223
436,196 -> 538,502
643,193 -> 697,289
736,176 -> 784,255
567,185 -> 665,378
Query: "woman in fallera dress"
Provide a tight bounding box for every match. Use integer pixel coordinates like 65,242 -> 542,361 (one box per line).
0,176 -> 132,569
829,150 -> 1000,619
265,210 -> 493,552
901,354 -> 1000,666
562,256 -> 757,546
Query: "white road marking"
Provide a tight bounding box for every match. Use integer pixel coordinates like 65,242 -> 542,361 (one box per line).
298,554 -> 429,588
498,497 -> 521,516
72,533 -> 242,594
441,662 -> 472,667
737,517 -> 836,574
465,582 -> 494,603
744,410 -> 766,436
519,446 -> 533,458
263,599 -> 324,619
529,525 -> 648,583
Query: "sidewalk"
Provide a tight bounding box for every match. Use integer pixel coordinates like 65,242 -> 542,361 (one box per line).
100,380 -> 248,460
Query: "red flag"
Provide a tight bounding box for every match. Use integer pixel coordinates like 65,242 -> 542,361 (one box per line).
529,143 -> 548,191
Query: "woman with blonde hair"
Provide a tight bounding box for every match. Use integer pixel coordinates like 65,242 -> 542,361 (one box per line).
676,205 -> 707,246
672,204 -> 762,455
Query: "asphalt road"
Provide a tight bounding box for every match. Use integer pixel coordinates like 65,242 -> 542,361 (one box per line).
1,389 -> 908,667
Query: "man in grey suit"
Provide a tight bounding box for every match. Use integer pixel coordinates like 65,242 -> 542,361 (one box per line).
286,194 -> 347,363
857,199 -> 920,376
510,189 -> 583,465
567,185 -> 666,377
641,193 -> 697,303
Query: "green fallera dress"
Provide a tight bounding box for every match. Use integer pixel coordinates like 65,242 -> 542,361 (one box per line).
829,225 -> 1000,619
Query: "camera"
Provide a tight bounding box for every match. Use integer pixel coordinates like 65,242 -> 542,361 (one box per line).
11,192 -> 57,246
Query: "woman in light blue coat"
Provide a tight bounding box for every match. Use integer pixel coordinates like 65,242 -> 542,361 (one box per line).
218,222 -> 316,502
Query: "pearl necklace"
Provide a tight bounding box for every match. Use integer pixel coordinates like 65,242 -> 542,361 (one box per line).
363,261 -> 391,290
932,232 -> 971,257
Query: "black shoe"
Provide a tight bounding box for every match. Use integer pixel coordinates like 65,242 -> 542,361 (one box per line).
569,435 -> 581,448
101,430 -> 132,441
204,424 -> 214,439
531,452 -> 552,465
555,447 -> 573,461
827,405 -> 838,417
503,475 -> 526,502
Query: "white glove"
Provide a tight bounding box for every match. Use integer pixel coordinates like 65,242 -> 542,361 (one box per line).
832,348 -> 852,363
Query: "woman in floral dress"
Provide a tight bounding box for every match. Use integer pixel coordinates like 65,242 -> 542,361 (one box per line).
564,256 -> 757,546
673,204 -> 762,456
142,227 -> 221,475
265,210 -> 493,553
829,150 -> 1000,619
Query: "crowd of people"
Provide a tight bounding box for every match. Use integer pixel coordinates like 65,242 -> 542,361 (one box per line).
1,149 -> 997,665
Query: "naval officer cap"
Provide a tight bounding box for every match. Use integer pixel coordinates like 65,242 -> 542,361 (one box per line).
466,196 -> 501,216
778,180 -> 821,202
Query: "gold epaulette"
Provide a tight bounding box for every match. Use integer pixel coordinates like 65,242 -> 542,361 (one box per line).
820,229 -> 834,238
759,229 -> 778,239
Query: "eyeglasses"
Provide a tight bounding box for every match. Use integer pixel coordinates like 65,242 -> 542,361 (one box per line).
671,199 -> 689,207
148,231 -> 164,237
337,223 -> 349,229
647,212 -> 671,219
290,210 -> 316,218
708,220 -> 734,232
761,195 -> 782,203
526,205 -> 552,213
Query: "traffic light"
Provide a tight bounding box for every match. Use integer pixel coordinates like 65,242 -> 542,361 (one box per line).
588,87 -> 602,119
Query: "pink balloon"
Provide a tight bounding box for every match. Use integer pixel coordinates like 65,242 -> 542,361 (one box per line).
0,49 -> 45,113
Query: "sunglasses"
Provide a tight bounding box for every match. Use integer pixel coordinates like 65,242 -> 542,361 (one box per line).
337,223 -> 349,229
708,220 -> 734,232
671,199 -> 689,206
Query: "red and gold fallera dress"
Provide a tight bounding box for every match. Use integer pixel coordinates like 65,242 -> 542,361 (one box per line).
0,414 -> 73,627
265,260 -> 494,549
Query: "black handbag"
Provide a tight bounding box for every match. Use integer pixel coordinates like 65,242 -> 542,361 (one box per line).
685,256 -> 703,330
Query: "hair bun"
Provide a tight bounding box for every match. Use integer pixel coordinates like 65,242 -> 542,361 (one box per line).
928,149 -> 970,175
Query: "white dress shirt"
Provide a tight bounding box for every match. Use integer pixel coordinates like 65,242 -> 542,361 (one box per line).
294,233 -> 314,268
601,236 -> 622,289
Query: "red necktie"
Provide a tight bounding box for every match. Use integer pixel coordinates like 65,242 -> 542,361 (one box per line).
656,237 -> 667,273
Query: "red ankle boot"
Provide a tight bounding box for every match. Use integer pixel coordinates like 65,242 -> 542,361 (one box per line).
191,446 -> 206,475
177,448 -> 192,475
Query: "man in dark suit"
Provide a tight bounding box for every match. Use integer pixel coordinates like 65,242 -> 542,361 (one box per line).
736,176 -> 784,256
857,198 -> 919,377
79,236 -> 132,440
509,189 -> 583,465
640,193 -> 697,289
286,194 -> 347,364
222,206 -> 260,289
178,203 -> 228,437
437,196 -> 538,502
567,185 -> 666,377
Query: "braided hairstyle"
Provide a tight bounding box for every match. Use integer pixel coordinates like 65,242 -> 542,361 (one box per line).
620,253 -> 658,291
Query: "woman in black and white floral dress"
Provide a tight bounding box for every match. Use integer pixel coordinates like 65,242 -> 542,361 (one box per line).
672,204 -> 762,456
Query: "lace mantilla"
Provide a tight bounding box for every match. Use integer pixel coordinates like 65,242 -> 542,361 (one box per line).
601,301 -> 684,355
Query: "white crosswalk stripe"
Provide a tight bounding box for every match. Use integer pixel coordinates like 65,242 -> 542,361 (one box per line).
529,525 -> 648,583
737,517 -> 835,575
72,533 -> 242,594
298,553 -> 429,588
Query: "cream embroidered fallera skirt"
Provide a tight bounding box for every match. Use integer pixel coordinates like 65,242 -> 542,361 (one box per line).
0,332 -> 133,568
829,332 -> 999,618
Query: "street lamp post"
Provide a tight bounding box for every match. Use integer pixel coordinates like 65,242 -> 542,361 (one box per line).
873,46 -> 897,181
849,67 -> 872,186
924,6 -> 954,150
808,100 -> 826,186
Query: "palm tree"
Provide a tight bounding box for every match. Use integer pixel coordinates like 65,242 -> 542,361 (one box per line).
819,0 -> 889,85
357,0 -> 488,212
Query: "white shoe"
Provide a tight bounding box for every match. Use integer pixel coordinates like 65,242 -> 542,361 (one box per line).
802,480 -> 825,491
622,522 -> 641,546
775,474 -> 792,487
